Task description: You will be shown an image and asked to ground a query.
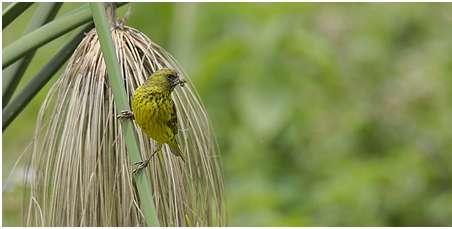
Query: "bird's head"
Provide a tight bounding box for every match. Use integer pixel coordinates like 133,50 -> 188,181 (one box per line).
146,68 -> 186,91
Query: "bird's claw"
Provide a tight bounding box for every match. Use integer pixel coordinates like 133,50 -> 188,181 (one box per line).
117,110 -> 134,120
131,148 -> 161,174
132,158 -> 151,174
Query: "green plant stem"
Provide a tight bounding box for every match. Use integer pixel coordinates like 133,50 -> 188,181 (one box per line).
2,24 -> 93,131
89,3 -> 159,226
2,3 -> 63,108
2,3 -> 126,69
2,2 -> 33,29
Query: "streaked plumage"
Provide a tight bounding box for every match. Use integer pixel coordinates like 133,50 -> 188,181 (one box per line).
131,68 -> 185,159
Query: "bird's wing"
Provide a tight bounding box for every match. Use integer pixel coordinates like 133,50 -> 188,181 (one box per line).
167,101 -> 178,136
167,101 -> 185,160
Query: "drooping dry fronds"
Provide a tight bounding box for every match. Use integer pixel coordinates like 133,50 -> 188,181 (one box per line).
25,24 -> 225,226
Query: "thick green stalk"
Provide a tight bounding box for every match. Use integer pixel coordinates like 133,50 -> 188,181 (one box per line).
2,24 -> 93,131
89,3 -> 159,226
3,3 -> 63,107
2,2 -> 33,29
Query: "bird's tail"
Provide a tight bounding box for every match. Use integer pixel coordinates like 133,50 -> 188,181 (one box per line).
169,142 -> 185,162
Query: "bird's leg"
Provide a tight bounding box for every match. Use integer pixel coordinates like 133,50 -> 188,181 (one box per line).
149,145 -> 161,159
117,110 -> 134,120
132,144 -> 162,174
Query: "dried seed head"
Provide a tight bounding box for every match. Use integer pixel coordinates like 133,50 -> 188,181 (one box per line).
25,25 -> 225,226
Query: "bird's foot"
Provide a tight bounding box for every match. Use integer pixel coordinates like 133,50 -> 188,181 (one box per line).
117,110 -> 134,120
131,148 -> 161,174
132,158 -> 151,174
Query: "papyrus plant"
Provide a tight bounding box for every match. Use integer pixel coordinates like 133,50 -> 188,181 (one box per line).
25,19 -> 225,226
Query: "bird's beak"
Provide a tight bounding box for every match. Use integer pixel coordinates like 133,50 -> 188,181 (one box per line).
173,79 -> 187,88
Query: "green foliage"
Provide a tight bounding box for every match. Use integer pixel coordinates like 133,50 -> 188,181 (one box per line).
2,2 -> 33,29
3,3 -> 452,226
3,3 -> 62,106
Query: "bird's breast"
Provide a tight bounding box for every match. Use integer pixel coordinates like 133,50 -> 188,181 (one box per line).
131,88 -> 173,143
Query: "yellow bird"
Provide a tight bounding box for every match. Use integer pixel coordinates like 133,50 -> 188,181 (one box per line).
118,68 -> 186,172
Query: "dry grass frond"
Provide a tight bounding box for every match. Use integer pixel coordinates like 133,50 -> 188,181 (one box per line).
25,25 -> 225,226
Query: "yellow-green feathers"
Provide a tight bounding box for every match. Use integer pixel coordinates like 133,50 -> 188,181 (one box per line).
132,68 -> 184,159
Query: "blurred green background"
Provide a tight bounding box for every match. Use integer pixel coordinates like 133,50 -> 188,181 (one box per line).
3,3 -> 452,226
